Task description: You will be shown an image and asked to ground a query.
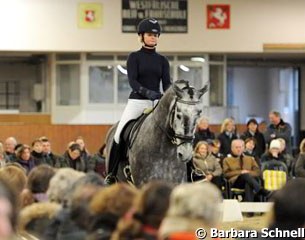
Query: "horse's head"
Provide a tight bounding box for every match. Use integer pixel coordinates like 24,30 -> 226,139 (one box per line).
170,80 -> 208,161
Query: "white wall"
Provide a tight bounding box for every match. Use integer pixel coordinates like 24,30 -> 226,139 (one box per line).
1,0 -> 305,52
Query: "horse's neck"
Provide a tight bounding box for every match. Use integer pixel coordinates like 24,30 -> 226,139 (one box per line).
152,94 -> 173,130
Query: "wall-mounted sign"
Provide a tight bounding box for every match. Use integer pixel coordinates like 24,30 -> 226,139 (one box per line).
78,3 -> 103,29
122,0 -> 188,33
207,4 -> 230,29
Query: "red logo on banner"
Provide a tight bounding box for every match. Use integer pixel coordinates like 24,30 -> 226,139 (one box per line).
207,4 -> 230,29
85,10 -> 95,22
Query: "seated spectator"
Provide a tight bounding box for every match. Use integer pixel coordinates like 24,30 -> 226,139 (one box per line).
46,168 -> 85,204
20,164 -> 56,208
192,141 -> 222,189
0,178 -> 19,240
244,137 -> 261,166
112,181 -> 173,240
0,142 -> 9,168
208,139 -> 224,161
44,172 -> 104,240
56,143 -> 87,172
75,136 -> 91,166
193,117 -> 215,147
87,183 -> 138,240
277,138 -> 294,173
88,143 -> 107,177
223,139 -> 270,202
4,137 -> 17,162
261,139 -> 286,165
31,139 -> 45,165
0,164 -> 27,196
18,202 -> 61,239
40,136 -> 60,167
241,118 -> 266,158
217,118 -> 238,157
159,182 -> 222,240
16,145 -> 36,175
295,138 -> 305,178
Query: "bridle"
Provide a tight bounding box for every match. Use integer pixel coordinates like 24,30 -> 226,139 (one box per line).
154,96 -> 200,146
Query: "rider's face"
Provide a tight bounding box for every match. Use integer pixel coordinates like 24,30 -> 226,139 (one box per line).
143,33 -> 158,47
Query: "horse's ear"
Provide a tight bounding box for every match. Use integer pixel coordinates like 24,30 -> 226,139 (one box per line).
198,84 -> 209,98
173,83 -> 184,98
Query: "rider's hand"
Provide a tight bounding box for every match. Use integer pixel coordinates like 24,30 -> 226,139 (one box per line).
146,90 -> 162,100
139,87 -> 162,100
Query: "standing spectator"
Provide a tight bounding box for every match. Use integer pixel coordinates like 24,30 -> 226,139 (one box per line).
264,111 -> 292,154
193,117 -> 215,147
223,139 -> 270,202
241,118 -> 266,157
16,145 -> 36,175
4,137 -> 17,162
217,118 -> 238,156
40,136 -> 60,167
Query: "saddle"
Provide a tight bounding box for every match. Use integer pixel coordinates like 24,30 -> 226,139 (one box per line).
117,110 -> 152,169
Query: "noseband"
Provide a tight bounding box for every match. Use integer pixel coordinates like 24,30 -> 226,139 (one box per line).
155,97 -> 200,146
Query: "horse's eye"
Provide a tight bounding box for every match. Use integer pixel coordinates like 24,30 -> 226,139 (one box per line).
176,114 -> 182,120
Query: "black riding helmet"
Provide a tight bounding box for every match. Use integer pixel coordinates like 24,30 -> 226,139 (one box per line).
137,18 -> 161,36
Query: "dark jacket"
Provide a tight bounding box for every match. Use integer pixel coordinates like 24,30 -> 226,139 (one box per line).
217,132 -> 238,156
56,152 -> 87,172
193,128 -> 215,147
31,151 -> 45,165
88,153 -> 106,177
43,208 -> 86,240
17,158 -> 36,174
43,152 -> 60,167
295,153 -> 305,178
264,119 -> 292,153
241,130 -> 266,157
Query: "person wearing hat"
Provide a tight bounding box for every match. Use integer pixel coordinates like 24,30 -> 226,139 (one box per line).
241,118 -> 266,158
105,18 -> 171,184
260,139 -> 286,164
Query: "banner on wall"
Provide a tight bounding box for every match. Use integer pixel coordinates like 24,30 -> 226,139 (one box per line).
207,4 -> 230,29
122,0 -> 188,33
78,3 -> 103,28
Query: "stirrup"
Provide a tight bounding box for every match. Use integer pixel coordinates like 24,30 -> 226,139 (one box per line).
104,174 -> 118,185
123,165 -> 134,184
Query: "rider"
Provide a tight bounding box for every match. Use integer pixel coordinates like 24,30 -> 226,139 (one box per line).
105,18 -> 171,184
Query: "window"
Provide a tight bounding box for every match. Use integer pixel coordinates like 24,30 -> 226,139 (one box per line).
209,65 -> 224,106
89,66 -> 114,103
117,65 -> 130,103
56,64 -> 80,105
0,81 -> 19,109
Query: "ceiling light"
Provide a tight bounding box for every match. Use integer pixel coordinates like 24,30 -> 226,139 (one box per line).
117,65 -> 127,75
191,57 -> 205,62
179,64 -> 190,72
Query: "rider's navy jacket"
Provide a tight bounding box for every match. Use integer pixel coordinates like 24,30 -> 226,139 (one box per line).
127,47 -> 171,100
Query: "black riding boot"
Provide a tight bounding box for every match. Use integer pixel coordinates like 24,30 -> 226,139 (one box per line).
104,141 -> 120,185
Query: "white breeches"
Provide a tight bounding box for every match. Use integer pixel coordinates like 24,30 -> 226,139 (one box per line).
114,99 -> 158,143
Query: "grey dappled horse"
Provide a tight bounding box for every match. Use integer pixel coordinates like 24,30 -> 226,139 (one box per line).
106,80 -> 208,186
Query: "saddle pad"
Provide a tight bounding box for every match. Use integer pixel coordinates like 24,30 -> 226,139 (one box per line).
263,170 -> 287,191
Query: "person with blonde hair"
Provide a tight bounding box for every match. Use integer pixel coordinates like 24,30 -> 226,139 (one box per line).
217,118 -> 238,156
192,141 -> 222,189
